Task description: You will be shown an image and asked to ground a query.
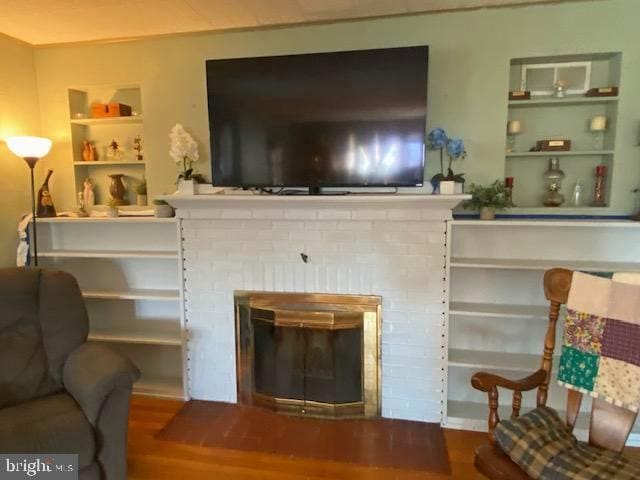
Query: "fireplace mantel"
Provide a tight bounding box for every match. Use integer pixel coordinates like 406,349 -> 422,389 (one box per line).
160,193 -> 469,218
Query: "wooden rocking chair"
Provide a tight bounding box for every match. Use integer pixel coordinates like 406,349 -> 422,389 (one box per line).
470,268 -> 638,479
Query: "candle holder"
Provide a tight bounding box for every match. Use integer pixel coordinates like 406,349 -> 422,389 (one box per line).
505,176 -> 515,207
589,115 -> 607,150
543,157 -> 565,207
506,120 -> 523,153
591,164 -> 607,207
553,80 -> 567,98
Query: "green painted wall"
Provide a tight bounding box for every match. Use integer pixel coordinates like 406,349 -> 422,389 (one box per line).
26,0 -> 640,214
0,34 -> 41,267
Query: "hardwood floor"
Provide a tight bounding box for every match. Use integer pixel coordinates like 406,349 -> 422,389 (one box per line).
128,396 -> 486,479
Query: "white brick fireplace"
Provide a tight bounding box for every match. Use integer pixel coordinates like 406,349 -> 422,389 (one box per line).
165,193 -> 466,423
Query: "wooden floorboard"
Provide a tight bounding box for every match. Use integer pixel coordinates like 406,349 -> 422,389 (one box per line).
128,396 -> 485,479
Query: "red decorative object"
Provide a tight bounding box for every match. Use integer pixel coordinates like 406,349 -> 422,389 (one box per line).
591,164 -> 607,207
505,177 -> 515,206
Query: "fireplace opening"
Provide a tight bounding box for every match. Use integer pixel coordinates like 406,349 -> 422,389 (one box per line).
235,293 -> 381,419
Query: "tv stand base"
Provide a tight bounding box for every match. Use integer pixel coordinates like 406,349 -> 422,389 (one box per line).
281,188 -> 350,196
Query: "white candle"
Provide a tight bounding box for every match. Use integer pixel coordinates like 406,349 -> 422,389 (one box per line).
507,120 -> 522,135
590,115 -> 607,132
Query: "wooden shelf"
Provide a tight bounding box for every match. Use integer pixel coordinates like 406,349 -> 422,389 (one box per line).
82,289 -> 180,301
73,160 -> 146,166
89,330 -> 182,346
508,95 -> 619,108
448,348 -> 554,373
506,150 -> 614,158
451,257 -> 640,273
70,115 -> 143,125
39,249 -> 178,259
134,377 -> 184,400
450,302 -> 549,319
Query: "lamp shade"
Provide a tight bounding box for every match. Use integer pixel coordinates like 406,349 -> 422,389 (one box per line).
6,136 -> 52,158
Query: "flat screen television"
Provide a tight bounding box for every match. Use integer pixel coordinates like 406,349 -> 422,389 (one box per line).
206,46 -> 428,192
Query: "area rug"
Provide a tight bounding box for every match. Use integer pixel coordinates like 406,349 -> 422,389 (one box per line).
157,400 -> 451,473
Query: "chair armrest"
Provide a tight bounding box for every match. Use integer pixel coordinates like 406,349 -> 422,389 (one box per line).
471,369 -> 547,393
63,343 -> 140,425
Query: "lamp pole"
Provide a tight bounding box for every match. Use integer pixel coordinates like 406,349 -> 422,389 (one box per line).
5,136 -> 52,269
24,156 -> 39,266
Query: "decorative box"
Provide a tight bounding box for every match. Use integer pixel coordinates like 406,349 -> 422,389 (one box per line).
536,139 -> 571,151
509,90 -> 531,100
90,103 -> 109,118
106,102 -> 132,117
585,86 -> 618,97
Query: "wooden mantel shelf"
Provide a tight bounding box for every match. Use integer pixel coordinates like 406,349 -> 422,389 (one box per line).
158,192 -> 470,213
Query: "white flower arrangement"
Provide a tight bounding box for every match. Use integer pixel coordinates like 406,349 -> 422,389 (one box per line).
169,123 -> 203,182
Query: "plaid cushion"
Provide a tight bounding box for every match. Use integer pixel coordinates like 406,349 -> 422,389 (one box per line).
495,406 -> 640,479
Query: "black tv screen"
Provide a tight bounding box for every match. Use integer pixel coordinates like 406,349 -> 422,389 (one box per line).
206,46 -> 428,189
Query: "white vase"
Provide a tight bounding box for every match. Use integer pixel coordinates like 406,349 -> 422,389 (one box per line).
178,179 -> 195,195
479,207 -> 495,220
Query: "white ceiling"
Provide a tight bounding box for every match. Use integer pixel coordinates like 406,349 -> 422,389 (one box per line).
1,0 -> 578,46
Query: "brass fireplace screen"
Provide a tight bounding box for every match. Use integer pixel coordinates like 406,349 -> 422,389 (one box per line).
235,292 -> 381,419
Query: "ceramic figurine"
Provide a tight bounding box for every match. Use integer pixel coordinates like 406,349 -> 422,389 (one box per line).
133,135 -> 143,161
82,140 -> 91,161
83,177 -> 95,211
37,170 -> 57,217
89,142 -> 98,161
107,139 -> 123,161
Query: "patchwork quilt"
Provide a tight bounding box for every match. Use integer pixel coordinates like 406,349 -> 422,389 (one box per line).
558,271 -> 640,412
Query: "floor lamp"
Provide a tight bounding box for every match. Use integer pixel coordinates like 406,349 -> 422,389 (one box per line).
6,136 -> 53,267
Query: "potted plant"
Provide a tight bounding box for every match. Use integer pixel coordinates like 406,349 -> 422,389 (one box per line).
135,178 -> 147,206
169,123 -> 206,195
462,180 -> 509,220
106,198 -> 120,218
428,128 -> 466,194
153,199 -> 175,218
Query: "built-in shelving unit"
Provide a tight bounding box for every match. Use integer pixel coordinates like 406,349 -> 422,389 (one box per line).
445,219 -> 640,446
505,52 -> 621,209
37,217 -> 186,401
508,96 -> 619,108
73,160 -> 147,166
70,115 -> 144,126
88,330 -> 182,347
82,288 -> 180,301
450,301 -> 549,319
506,150 -> 614,157
451,257 -> 640,272
68,85 -> 146,206
447,400 -> 591,433
449,349 -> 556,373
39,249 -> 178,259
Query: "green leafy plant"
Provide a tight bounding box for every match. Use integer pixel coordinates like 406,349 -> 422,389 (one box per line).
462,181 -> 509,211
135,178 -> 147,195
